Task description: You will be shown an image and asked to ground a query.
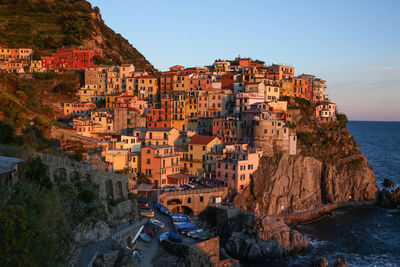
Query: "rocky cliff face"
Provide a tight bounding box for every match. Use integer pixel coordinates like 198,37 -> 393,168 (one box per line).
234,152 -> 378,216
234,99 -> 379,216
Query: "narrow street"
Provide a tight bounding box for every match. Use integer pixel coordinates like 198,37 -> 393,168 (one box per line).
137,192 -> 198,267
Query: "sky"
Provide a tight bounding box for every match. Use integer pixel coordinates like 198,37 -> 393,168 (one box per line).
88,0 -> 400,121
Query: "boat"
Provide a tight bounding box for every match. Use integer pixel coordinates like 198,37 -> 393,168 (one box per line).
169,213 -> 188,218
155,203 -> 163,209
139,232 -> 151,242
137,197 -> 148,203
168,231 -> 182,243
143,226 -> 154,237
196,232 -> 213,241
159,207 -> 169,215
140,210 -> 154,218
138,205 -> 152,210
188,229 -> 203,237
180,227 -> 198,234
175,223 -> 196,231
150,218 -> 165,228
159,231 -> 169,242
132,249 -> 142,261
192,231 -> 209,239
172,217 -> 191,223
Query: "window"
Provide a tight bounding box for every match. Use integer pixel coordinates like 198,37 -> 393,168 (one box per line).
146,159 -> 150,164
202,146 -> 206,151
190,145 -> 193,150
200,196 -> 204,202
188,197 -> 191,203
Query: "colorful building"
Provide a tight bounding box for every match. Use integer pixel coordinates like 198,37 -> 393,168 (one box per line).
216,144 -> 262,191
141,145 -> 181,187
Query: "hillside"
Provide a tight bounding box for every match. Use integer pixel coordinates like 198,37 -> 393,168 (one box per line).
0,0 -> 156,73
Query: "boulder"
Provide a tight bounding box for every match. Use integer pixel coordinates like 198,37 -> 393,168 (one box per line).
383,178 -> 396,188
224,232 -> 285,260
377,189 -> 393,208
333,257 -> 349,267
254,217 -> 312,255
391,187 -> 400,208
315,258 -> 329,267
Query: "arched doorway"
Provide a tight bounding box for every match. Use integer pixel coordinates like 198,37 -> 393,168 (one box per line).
167,199 -> 182,205
105,179 -> 114,200
170,205 -> 193,216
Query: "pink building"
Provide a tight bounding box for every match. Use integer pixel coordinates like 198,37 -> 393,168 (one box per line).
198,92 -> 229,118
235,92 -> 264,113
315,101 -> 336,121
212,117 -> 242,144
216,144 -> 262,192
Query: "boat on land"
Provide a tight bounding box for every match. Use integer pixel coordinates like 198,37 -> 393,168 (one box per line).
159,231 -> 169,242
150,218 -> 165,228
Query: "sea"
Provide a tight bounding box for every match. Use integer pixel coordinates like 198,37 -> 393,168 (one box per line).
260,121 -> 400,267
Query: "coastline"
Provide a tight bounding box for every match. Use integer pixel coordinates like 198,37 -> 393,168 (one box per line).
269,200 -> 377,225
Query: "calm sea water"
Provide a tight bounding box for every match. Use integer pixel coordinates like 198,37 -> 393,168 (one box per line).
261,121 -> 400,266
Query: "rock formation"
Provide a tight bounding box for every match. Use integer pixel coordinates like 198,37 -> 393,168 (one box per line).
383,178 -> 396,188
234,153 -> 378,217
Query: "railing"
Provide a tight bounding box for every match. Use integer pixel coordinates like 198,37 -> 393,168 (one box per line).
159,187 -> 227,198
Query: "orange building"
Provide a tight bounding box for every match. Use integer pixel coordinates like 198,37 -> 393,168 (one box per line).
141,145 -> 181,187
267,64 -> 294,80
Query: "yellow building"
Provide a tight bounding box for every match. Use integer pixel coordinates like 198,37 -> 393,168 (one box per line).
106,93 -> 122,108
280,79 -> 293,97
170,92 -> 187,131
183,135 -> 223,176
137,75 -> 158,101
174,74 -> 190,92
29,60 -> 42,73
213,61 -> 230,74
105,149 -> 129,172
0,48 -> 11,58
264,85 -> 280,102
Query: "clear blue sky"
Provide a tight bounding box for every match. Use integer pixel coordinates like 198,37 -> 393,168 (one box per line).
88,0 -> 400,121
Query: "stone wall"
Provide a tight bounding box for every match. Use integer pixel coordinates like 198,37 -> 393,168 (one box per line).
34,152 -> 134,201
159,187 -> 228,215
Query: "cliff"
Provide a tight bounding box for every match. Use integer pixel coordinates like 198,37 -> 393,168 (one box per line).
0,0 -> 156,73
234,98 -> 379,217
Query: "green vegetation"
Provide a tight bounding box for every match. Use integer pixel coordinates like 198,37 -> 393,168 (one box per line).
297,132 -> 314,146
136,172 -> 151,184
0,0 -> 156,72
0,157 -> 68,267
337,113 -> 348,128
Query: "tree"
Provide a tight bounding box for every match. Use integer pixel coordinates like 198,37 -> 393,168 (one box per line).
0,120 -> 16,144
0,205 -> 33,267
25,157 -> 52,189
136,172 -> 151,184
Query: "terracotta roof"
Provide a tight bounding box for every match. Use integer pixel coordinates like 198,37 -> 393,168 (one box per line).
189,135 -> 218,145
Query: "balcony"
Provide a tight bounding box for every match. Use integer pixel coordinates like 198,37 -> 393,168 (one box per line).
154,152 -> 179,158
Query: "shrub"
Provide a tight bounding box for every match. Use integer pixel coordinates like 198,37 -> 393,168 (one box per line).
297,132 -> 314,146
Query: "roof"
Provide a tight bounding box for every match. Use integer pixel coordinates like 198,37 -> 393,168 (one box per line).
189,135 -> 218,145
135,183 -> 154,191
0,156 -> 24,175
167,173 -> 189,180
147,127 -> 174,132
148,145 -> 173,149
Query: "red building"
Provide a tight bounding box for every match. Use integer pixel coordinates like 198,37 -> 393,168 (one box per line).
188,73 -> 212,91
41,46 -> 103,69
